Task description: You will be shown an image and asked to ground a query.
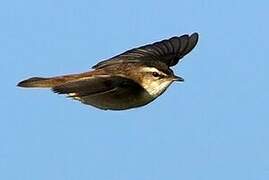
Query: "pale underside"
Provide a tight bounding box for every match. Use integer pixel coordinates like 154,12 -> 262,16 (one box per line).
53,73 -> 173,110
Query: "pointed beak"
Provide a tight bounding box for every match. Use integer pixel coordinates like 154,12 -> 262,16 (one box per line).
171,75 -> 184,82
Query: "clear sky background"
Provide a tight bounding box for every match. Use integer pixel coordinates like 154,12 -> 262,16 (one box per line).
1,0 -> 268,179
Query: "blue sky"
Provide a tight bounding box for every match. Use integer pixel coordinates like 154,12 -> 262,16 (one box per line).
1,0 -> 269,179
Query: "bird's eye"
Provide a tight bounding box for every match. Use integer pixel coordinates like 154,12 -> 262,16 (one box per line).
152,72 -> 160,77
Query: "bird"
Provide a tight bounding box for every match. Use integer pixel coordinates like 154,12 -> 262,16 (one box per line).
17,33 -> 199,110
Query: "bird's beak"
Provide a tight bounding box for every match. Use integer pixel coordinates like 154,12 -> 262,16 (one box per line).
171,75 -> 184,82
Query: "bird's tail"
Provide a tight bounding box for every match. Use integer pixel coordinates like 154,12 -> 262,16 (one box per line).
17,75 -> 77,88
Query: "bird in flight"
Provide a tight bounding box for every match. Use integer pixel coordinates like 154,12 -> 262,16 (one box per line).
18,33 -> 199,110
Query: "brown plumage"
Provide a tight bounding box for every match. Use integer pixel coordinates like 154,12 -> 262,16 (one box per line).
17,33 -> 199,110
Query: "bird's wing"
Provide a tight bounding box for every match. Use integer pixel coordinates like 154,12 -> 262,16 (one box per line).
92,33 -> 199,69
52,75 -> 143,101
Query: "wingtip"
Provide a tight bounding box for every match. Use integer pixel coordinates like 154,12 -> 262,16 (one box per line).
190,32 -> 199,42
183,32 -> 199,54
191,32 -> 199,37
192,32 -> 199,44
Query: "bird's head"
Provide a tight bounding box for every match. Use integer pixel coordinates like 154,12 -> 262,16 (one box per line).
134,65 -> 184,97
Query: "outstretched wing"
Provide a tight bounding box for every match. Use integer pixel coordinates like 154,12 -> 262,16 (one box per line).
93,33 -> 199,69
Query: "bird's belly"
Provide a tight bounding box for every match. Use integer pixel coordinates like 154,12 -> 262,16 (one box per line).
79,91 -> 155,110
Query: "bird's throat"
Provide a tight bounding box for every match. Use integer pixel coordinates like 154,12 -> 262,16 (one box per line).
142,81 -> 173,98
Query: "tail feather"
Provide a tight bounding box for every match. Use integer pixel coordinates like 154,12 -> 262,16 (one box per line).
18,72 -> 93,88
17,77 -> 53,88
17,76 -> 75,88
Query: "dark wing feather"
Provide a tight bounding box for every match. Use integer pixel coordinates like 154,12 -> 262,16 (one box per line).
52,76 -> 113,97
92,33 -> 199,69
52,75 -> 143,99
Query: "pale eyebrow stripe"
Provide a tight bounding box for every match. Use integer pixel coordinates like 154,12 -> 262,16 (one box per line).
140,67 -> 166,75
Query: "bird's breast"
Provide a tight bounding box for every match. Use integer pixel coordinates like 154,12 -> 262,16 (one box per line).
141,80 -> 173,98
